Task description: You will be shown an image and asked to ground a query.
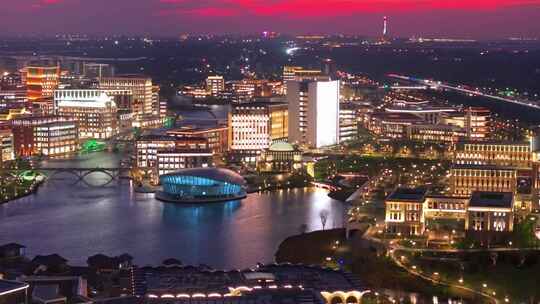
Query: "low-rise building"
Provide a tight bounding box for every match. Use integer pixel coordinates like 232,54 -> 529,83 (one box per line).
367,112 -> 423,139
228,101 -> 288,163
454,141 -> 531,169
167,125 -> 228,155
0,129 -> 14,164
407,124 -> 466,144
449,164 -> 517,196
465,191 -> 514,245
136,135 -> 213,182
385,188 -> 428,236
11,116 -> 78,157
257,142 -> 303,173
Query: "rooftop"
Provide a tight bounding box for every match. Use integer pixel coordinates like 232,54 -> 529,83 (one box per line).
469,191 -> 513,209
386,188 -> 427,202
451,164 -> 517,171
268,142 -> 295,152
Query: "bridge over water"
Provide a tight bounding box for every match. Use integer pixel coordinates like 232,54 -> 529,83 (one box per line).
5,167 -> 133,187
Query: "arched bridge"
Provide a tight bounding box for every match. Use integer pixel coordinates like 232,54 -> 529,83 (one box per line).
8,167 -> 133,187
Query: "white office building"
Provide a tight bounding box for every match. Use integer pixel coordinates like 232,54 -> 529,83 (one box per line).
287,80 -> 340,148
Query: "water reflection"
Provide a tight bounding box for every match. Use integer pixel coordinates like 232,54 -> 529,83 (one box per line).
0,156 -> 344,269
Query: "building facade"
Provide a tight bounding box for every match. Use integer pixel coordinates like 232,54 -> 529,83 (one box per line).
206,76 -> 225,96
99,76 -> 154,119
23,65 -> 60,101
287,80 -> 340,148
54,90 -> 118,139
465,191 -> 514,245
228,102 -> 288,162
136,135 -> 213,182
385,188 -> 428,236
454,141 -> 531,169
167,125 -> 228,155
449,164 -> 517,196
11,116 -> 78,157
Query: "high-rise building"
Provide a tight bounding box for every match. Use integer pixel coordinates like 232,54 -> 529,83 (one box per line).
206,75 -> 225,96
11,116 -> 78,157
228,101 -> 288,162
22,65 -> 60,101
287,80 -> 340,148
282,66 -> 326,94
54,90 -> 118,139
99,75 -> 153,119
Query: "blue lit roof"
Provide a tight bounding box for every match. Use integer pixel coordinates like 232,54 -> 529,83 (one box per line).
161,167 -> 246,186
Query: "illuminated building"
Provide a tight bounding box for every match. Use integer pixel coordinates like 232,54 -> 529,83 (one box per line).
167,125 -> 228,155
155,167 -> 246,203
423,195 -> 468,220
454,141 -> 531,169
257,141 -> 303,173
136,135 -> 213,182
0,129 -> 14,164
366,112 -> 422,139
384,106 -> 457,124
339,102 -> 358,143
34,121 -> 79,156
54,90 -> 118,139
228,101 -> 288,162
465,191 -> 514,245
385,188 -> 515,242
11,116 -> 78,157
206,75 -> 225,96
99,75 -> 153,119
449,164 -> 517,196
1,73 -> 22,87
282,66 -> 326,94
407,124 -> 466,143
442,107 -> 490,141
0,108 -> 31,123
287,80 -> 340,148
0,89 -> 27,103
230,79 -> 273,101
179,86 -> 210,99
385,188 -> 427,236
22,65 -> 60,101
152,85 -> 161,117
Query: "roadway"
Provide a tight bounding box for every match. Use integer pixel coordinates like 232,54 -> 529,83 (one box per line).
387,74 -> 540,110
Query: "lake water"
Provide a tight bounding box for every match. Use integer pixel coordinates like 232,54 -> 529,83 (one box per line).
0,152 -> 345,268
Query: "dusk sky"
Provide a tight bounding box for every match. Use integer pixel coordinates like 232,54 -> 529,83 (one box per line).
1,0 -> 540,38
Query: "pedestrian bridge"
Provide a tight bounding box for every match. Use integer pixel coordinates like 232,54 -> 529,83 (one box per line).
8,167 -> 132,187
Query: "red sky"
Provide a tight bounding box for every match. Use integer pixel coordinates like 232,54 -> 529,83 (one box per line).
1,0 -> 539,38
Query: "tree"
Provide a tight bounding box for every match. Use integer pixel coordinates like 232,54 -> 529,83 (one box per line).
320,209 -> 330,230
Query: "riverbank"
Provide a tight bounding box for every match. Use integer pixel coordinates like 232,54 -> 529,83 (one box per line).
0,178 -> 43,204
274,228 -> 489,303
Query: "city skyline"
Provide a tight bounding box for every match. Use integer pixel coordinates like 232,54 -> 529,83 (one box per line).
0,0 -> 539,38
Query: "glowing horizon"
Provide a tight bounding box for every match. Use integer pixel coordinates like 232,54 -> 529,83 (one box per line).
1,0 -> 539,38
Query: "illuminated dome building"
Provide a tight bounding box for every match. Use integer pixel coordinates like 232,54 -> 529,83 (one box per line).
155,167 -> 247,203
257,142 -> 303,173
